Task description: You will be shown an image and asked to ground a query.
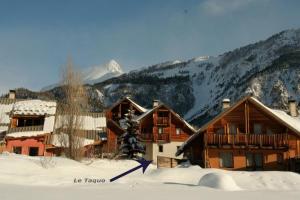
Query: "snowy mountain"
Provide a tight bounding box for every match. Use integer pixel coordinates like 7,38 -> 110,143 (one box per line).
83,59 -> 123,84
15,28 -> 300,126
41,59 -> 123,91
94,28 -> 300,125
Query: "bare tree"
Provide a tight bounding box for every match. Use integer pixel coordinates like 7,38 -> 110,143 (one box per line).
56,58 -> 88,161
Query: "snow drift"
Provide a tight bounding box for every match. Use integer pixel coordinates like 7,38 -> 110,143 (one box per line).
198,173 -> 241,191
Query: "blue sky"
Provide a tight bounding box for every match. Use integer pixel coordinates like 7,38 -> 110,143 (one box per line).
0,0 -> 300,94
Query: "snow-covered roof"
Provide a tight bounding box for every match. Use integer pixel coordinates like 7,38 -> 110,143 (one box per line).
0,104 -> 13,123
250,97 -> 300,134
108,97 -> 148,113
55,113 -> 106,131
0,99 -> 16,133
125,97 -> 148,113
177,96 -> 300,156
134,103 -> 196,133
6,131 -> 47,138
12,100 -> 56,116
50,133 -> 95,147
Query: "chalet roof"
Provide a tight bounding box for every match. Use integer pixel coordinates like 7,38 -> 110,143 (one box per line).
108,97 -> 148,113
0,99 -> 17,133
54,113 -> 106,131
2,98 -> 107,140
12,99 -> 57,116
0,98 -> 18,105
134,103 -> 196,133
49,133 -> 96,147
176,96 -> 300,156
5,131 -> 47,138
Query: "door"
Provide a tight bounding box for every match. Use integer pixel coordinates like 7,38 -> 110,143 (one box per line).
29,147 -> 39,156
246,153 -> 263,170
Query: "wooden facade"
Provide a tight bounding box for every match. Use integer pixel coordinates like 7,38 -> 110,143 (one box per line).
184,96 -> 300,171
139,104 -> 194,143
137,104 -> 196,164
105,97 -> 146,154
106,97 -> 196,163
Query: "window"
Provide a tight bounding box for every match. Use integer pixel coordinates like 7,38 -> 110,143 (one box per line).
29,147 -> 39,156
254,123 -> 262,134
220,152 -> 233,168
254,153 -> 263,169
266,128 -> 273,135
246,153 -> 263,170
246,153 -> 254,168
229,124 -> 237,135
158,112 -> 168,117
13,146 -> 22,154
17,117 -> 45,127
158,145 -> 163,152
277,153 -> 284,164
176,128 -> 181,135
158,127 -> 163,134
216,128 -> 224,134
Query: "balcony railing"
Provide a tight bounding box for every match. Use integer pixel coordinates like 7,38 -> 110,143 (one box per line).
157,117 -> 169,125
140,133 -> 153,141
206,133 -> 289,148
8,125 -> 44,133
156,133 -> 170,142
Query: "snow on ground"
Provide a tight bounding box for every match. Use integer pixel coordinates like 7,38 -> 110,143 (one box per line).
0,153 -> 300,200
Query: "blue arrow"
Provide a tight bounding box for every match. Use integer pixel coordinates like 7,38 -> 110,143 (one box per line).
110,158 -> 152,182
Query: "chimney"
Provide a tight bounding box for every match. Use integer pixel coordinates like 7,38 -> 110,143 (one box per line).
153,100 -> 159,108
222,98 -> 230,110
8,90 -> 16,99
288,99 -> 298,117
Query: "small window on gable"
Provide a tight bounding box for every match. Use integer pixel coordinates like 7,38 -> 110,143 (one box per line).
158,127 -> 163,134
176,128 -> 181,135
254,123 -> 262,134
229,124 -> 237,135
216,128 -> 224,134
266,128 -> 273,135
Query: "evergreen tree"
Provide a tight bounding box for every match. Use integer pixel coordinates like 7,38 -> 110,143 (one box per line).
118,109 -> 145,159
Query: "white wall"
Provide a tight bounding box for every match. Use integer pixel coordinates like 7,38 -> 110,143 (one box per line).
143,142 -> 184,163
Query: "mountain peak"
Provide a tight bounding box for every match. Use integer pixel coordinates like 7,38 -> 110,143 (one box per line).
83,59 -> 123,84
106,59 -> 123,73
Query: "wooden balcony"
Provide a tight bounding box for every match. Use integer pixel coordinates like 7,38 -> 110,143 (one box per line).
156,133 -> 170,142
157,117 -> 169,126
206,133 -> 289,149
8,125 -> 44,133
140,133 -> 153,142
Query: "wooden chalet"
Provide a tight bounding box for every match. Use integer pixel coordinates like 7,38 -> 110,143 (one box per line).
177,96 -> 300,171
45,112 -> 107,157
4,97 -> 57,156
135,100 -> 196,165
1,90 -> 107,157
105,97 -> 148,154
106,97 -> 196,166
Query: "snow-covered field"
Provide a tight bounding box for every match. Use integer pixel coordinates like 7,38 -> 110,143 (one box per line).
1,153 -> 300,200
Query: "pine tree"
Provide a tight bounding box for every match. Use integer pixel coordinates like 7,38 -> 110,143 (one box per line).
118,109 -> 145,159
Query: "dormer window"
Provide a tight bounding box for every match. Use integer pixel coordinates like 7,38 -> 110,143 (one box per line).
16,116 -> 45,127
